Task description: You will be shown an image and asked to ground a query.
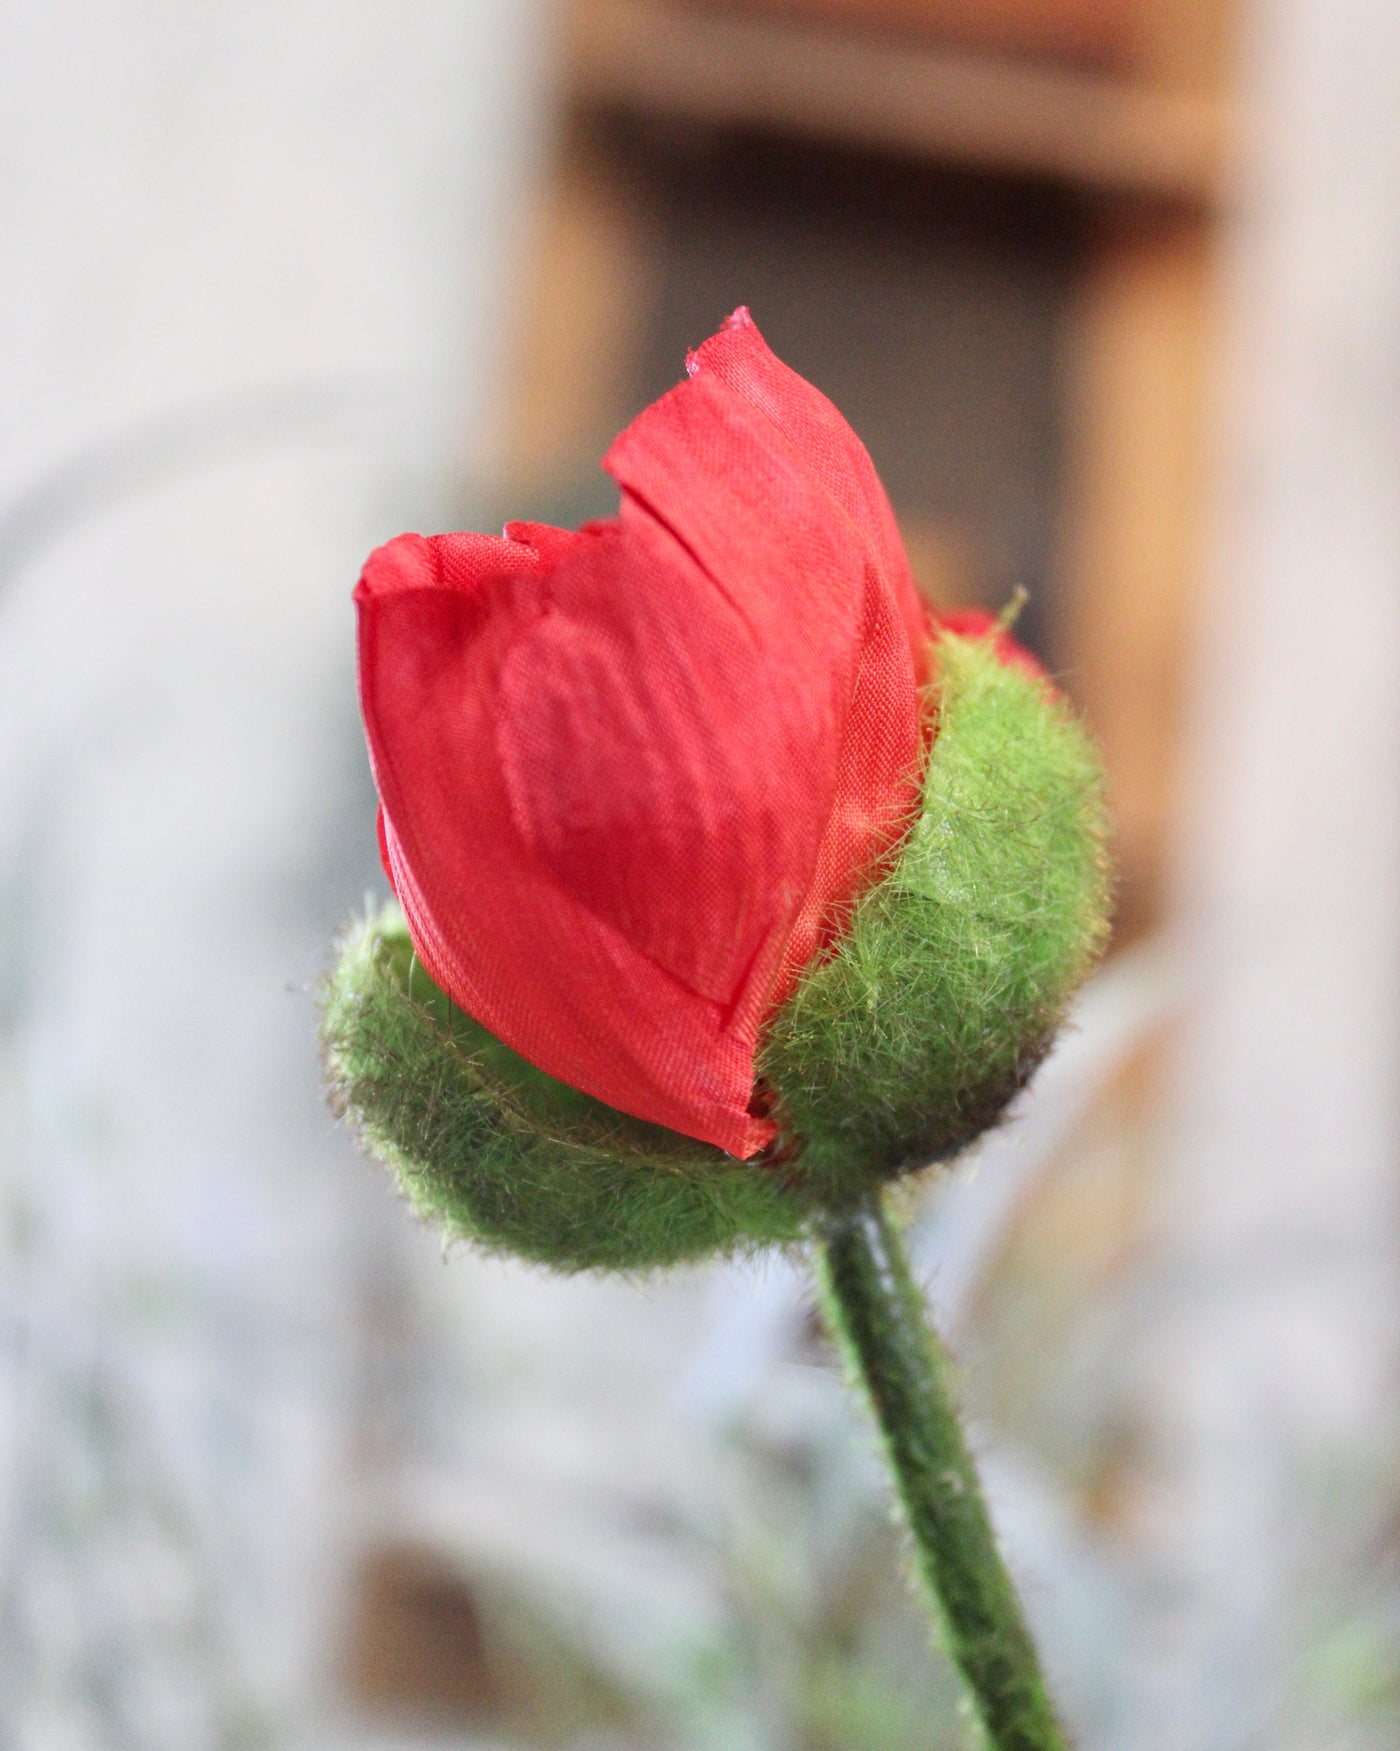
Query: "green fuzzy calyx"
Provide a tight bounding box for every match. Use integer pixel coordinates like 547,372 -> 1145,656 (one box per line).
759,631 -> 1110,1205
321,917 -> 804,1271
321,632 -> 1109,1271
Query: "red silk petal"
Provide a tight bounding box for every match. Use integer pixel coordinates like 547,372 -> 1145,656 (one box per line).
355,318 -> 926,1156
769,562 -> 924,1009
357,527 -> 544,601
359,535 -> 778,1156
688,308 -> 931,680
496,500 -> 859,1014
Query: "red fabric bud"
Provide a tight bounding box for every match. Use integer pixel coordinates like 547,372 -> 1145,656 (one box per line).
355,311 -> 934,1156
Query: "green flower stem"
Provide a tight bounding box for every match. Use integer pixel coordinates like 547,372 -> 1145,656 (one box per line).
815,1198 -> 1067,1751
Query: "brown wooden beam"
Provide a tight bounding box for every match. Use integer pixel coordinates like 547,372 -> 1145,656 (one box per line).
570,0 -> 1227,204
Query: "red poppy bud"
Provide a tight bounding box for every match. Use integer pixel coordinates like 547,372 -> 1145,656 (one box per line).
356,309 -> 930,1157
326,312 -> 1110,1272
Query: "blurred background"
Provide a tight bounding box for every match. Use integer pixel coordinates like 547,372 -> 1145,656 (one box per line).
2,1 -> 1398,1747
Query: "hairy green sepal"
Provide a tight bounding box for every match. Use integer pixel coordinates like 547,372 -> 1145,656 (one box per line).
321,919 -> 804,1271
322,632 -> 1108,1270
759,631 -> 1110,1206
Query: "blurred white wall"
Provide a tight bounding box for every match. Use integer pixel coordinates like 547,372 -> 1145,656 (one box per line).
1128,0 -> 1400,1743
0,4 -> 552,1744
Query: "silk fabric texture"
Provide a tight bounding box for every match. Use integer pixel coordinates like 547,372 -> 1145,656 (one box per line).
356,310 -> 938,1157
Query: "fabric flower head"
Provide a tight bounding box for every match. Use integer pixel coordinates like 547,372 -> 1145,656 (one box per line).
356,309 -> 928,1157
326,310 -> 1109,1271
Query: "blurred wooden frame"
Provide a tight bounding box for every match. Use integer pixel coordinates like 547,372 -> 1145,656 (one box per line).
696,0 -> 1139,69
493,0 -> 1233,940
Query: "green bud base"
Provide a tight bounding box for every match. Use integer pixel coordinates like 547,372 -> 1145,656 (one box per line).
322,910 -> 803,1270
320,630 -> 1108,1271
761,630 -> 1109,1207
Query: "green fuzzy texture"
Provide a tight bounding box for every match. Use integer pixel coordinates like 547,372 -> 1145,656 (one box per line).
759,631 -> 1110,1207
321,917 -> 805,1271
321,631 -> 1108,1270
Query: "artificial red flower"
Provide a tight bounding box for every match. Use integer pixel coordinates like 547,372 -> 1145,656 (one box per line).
355,310 -> 942,1157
